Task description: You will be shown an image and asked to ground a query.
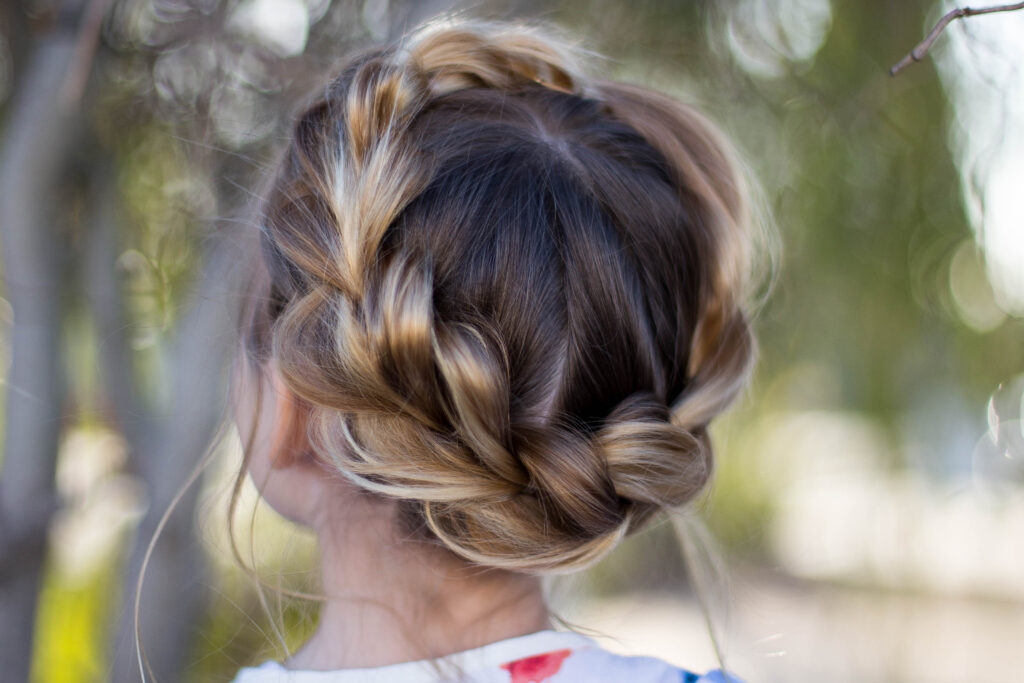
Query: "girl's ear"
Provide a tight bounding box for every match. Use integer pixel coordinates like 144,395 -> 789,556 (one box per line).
233,354 -> 326,526
266,362 -> 314,471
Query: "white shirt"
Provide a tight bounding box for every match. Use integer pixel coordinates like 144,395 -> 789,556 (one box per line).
229,629 -> 741,683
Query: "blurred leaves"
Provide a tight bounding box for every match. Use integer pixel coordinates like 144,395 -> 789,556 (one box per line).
3,0 -> 1023,680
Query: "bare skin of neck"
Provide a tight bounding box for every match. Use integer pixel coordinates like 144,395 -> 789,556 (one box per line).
284,476 -> 552,671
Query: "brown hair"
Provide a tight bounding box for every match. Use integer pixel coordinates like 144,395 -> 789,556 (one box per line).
241,18 -> 756,574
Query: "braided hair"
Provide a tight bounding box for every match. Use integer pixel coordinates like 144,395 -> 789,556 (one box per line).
243,19 -> 756,573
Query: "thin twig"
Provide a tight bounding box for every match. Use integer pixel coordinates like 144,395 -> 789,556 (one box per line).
889,2 -> 1024,76
60,0 -> 112,108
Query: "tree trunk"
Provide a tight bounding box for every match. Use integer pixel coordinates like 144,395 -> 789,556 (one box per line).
109,228 -> 250,683
0,30 -> 80,683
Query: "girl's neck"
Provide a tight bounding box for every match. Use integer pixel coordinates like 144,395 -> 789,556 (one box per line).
285,483 -> 552,671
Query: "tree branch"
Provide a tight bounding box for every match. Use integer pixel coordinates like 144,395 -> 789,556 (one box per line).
0,27 -> 81,683
60,0 -> 112,108
889,2 -> 1024,76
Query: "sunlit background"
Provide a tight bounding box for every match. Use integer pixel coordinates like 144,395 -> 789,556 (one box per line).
1,1 -> 1022,682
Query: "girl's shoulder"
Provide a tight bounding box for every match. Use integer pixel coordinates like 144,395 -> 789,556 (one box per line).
230,629 -> 744,683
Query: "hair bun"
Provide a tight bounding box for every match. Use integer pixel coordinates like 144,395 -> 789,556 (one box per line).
411,392 -> 710,573
600,392 -> 711,510
253,18 -> 756,573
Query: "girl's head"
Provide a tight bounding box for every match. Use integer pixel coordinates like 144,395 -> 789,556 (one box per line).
236,18 -> 756,575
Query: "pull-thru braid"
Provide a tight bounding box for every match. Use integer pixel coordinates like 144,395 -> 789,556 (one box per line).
253,19 -> 755,572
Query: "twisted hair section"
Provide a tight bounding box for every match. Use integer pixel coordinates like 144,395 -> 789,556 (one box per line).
246,19 -> 756,572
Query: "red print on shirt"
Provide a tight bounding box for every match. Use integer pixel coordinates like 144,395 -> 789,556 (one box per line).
500,649 -> 573,683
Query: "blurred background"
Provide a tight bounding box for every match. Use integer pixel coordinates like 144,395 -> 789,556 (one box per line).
0,0 -> 1022,681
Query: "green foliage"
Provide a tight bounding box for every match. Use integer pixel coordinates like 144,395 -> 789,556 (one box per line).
31,558 -> 117,683
183,583 -> 320,683
704,415 -> 777,560
583,521 -> 689,597
116,125 -> 206,346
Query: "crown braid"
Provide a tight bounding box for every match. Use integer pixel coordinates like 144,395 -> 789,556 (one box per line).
253,19 -> 755,572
